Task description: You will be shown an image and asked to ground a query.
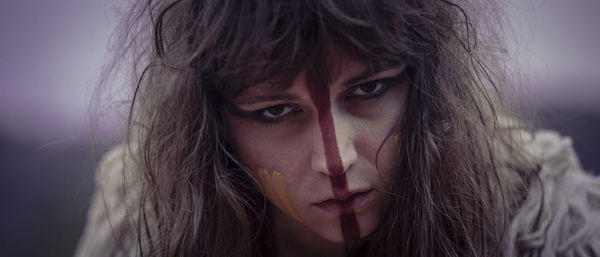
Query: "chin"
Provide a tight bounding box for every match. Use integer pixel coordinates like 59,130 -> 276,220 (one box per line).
314,211 -> 380,243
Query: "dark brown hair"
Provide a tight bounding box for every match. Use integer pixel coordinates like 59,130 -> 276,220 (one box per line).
104,0 -> 536,256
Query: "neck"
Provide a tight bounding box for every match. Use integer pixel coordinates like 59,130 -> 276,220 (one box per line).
271,206 -> 347,257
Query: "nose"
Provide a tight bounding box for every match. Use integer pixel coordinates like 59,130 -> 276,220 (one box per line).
310,110 -> 358,176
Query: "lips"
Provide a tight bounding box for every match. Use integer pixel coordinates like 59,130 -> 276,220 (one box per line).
313,189 -> 372,213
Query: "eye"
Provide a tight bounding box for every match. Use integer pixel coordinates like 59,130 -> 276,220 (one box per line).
347,77 -> 398,100
351,81 -> 386,96
260,104 -> 296,119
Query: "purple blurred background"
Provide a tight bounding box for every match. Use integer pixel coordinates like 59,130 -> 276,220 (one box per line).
0,0 -> 598,256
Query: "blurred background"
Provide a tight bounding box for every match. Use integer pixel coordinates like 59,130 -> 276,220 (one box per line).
0,0 -> 598,256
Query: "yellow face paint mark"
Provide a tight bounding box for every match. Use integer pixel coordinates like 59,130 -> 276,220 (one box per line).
257,168 -> 303,222
394,132 -> 402,147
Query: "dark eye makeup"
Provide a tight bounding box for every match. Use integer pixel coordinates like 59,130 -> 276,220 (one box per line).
254,104 -> 300,123
226,68 -> 409,124
346,76 -> 400,100
222,101 -> 301,124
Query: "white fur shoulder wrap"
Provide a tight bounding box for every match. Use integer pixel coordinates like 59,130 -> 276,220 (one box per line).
504,131 -> 600,257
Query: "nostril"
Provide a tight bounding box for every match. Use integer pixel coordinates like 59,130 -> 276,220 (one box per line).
310,150 -> 329,175
311,147 -> 356,176
340,143 -> 358,172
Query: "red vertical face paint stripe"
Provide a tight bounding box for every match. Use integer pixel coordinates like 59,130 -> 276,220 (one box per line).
306,69 -> 360,241
330,174 -> 349,199
341,202 -> 360,240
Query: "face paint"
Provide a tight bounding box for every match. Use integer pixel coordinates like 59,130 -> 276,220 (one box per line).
305,69 -> 360,241
257,168 -> 303,222
394,132 -> 402,147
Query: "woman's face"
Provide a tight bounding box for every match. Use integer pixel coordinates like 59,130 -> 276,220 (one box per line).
224,56 -> 408,243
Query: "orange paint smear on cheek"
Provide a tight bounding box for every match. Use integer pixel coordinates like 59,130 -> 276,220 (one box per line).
394,132 -> 402,147
257,168 -> 303,222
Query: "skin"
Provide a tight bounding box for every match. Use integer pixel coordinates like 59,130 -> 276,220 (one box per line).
257,168 -> 303,222
225,55 -> 409,255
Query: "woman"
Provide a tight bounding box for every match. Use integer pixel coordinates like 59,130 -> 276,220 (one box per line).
76,0 -> 600,256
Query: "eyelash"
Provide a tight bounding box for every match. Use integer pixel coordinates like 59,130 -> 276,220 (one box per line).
252,104 -> 300,124
345,77 -> 396,100
251,75 -> 404,124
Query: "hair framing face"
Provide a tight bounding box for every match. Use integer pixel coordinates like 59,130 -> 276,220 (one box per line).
113,0 -> 534,256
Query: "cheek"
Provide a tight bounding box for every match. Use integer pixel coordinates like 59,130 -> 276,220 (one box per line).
354,130 -> 398,190
360,112 -> 404,171
257,168 -> 303,222
225,117 -> 306,222
377,87 -> 406,159
226,118 -> 281,165
226,115 -> 308,164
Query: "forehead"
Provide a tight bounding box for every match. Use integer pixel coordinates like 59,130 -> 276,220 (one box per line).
231,55 -> 393,103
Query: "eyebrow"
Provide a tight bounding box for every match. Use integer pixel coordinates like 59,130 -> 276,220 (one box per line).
235,64 -> 405,106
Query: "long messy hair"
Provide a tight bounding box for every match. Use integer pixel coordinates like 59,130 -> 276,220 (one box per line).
105,0 -> 536,256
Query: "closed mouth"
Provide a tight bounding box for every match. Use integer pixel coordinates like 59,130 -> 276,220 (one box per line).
313,189 -> 373,213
